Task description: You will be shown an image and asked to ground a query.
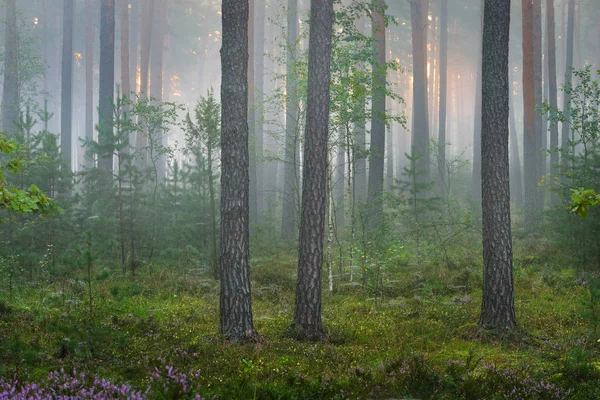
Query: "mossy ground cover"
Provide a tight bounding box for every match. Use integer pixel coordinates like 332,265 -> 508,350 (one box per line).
1,236 -> 599,399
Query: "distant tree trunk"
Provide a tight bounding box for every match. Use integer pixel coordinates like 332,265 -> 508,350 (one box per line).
136,0 -> 153,157
255,0 -> 266,217
509,92 -> 524,207
438,0 -> 448,190
479,0 -> 516,331
533,0 -> 544,211
410,0 -> 430,189
367,0 -> 386,229
2,0 -> 19,134
219,0 -> 257,343
61,0 -> 74,172
293,0 -> 334,341
248,0 -> 258,225
281,0 -> 299,239
129,0 -> 139,95
150,0 -> 166,181
353,16 -> 367,203
120,0 -> 130,104
386,122 -> 393,191
561,0 -> 574,181
85,0 -> 95,168
335,140 -> 345,228
522,0 -> 537,229
98,0 -> 115,174
546,0 -> 559,205
471,0 -> 484,206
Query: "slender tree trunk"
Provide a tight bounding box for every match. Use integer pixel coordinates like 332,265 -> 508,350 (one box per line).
533,0 -> 544,211
150,0 -> 166,181
367,0 -> 386,229
255,0 -> 266,218
335,139 -> 345,228
248,0 -> 258,226
546,0 -> 559,205
354,16 -> 367,204
129,0 -> 139,95
219,0 -> 257,343
2,0 -> 19,134
386,120 -> 394,191
509,92 -> 524,207
438,0 -> 448,190
61,0 -> 74,172
136,0 -> 153,155
293,0 -> 334,341
98,0 -> 115,174
471,0 -> 484,206
561,0 -> 574,182
281,0 -> 299,239
479,0 -> 516,331
85,0 -> 95,168
410,0 -> 430,189
120,0 -> 130,104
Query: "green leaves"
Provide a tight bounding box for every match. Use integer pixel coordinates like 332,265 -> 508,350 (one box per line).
569,188 -> 600,218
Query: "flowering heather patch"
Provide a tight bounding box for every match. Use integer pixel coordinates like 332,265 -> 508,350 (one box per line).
0,366 -> 206,400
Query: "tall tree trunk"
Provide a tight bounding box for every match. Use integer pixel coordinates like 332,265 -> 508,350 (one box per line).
410,0 -> 430,190
471,0 -> 484,206
129,0 -> 139,95
219,0 -> 257,343
136,0 -> 153,155
438,0 -> 448,190
353,16 -> 367,204
386,121 -> 394,191
561,0 -> 574,182
150,0 -> 166,181
98,0 -> 115,174
120,0 -> 130,104
85,0 -> 95,168
522,0 -> 537,229
335,139 -> 345,228
61,0 -> 74,172
546,0 -> 559,205
293,0 -> 334,341
479,0 -> 516,331
533,0 -> 544,211
509,92 -> 524,207
281,0 -> 299,239
367,0 -> 386,229
255,0 -> 266,218
2,0 -> 19,134
248,0 -> 258,225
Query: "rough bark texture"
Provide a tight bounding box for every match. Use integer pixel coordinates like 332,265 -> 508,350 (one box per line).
61,0 -> 74,171
367,0 -> 386,228
2,0 -> 19,134
546,0 -> 559,205
410,0 -> 430,187
522,0 -> 537,229
219,0 -> 257,343
293,0 -> 334,341
479,0 -> 516,331
281,0 -> 299,240
85,0 -> 95,168
471,0 -> 484,206
438,0 -> 448,189
98,0 -> 115,174
561,0 -> 574,180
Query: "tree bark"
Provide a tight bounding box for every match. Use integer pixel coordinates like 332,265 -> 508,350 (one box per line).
353,16 -> 367,204
136,0 -> 154,156
219,0 -> 257,343
85,0 -> 95,168
561,0 -> 574,182
471,0 -> 484,206
281,0 -> 299,239
61,0 -> 74,172
129,0 -> 139,95
335,139 -> 345,228
533,0 -> 544,211
255,0 -> 266,218
509,92 -> 524,207
120,0 -> 130,104
150,0 -> 167,181
98,0 -> 115,174
410,0 -> 430,189
367,0 -> 386,229
293,0 -> 334,341
479,0 -> 516,331
546,0 -> 559,205
2,0 -> 19,134
248,0 -> 258,225
438,0 -> 448,190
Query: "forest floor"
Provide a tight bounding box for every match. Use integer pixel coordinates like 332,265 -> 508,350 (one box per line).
1,234 -> 600,399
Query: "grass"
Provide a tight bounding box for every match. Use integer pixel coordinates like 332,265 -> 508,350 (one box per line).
1,234 -> 600,399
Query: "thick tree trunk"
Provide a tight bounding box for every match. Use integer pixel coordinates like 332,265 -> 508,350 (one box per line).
561,0 -> 574,181
522,0 -> 537,229
281,0 -> 299,239
2,0 -> 19,134
546,0 -> 559,205
85,0 -> 95,168
293,0 -> 334,341
98,0 -> 115,174
367,0 -> 386,229
438,0 -> 448,190
471,0 -> 484,206
479,0 -> 516,331
219,0 -> 257,343
61,0 -> 74,172
410,0 -> 430,189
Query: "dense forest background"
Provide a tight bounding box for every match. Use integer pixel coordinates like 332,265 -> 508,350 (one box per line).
1,0 -> 600,398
